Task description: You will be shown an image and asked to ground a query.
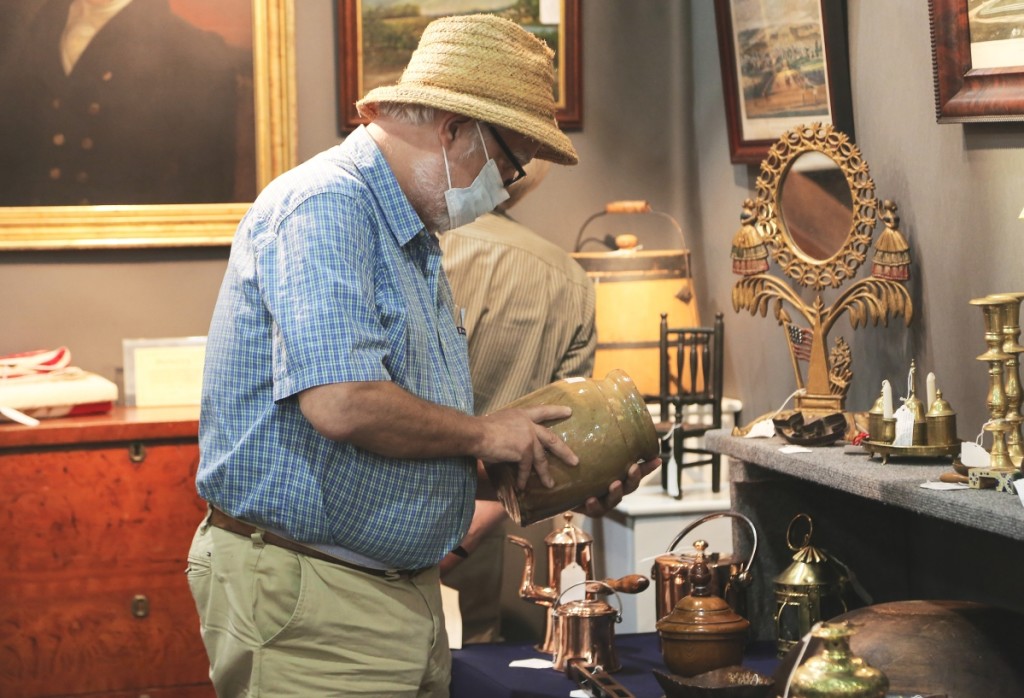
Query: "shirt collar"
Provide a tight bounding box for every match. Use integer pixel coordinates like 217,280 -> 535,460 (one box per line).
346,126 -> 427,248
67,0 -> 135,31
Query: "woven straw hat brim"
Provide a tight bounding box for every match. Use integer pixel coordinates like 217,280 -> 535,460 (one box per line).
360,84 -> 578,166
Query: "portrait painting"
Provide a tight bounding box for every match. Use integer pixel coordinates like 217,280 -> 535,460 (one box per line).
0,0 -> 295,250
0,0 -> 257,207
337,0 -> 581,130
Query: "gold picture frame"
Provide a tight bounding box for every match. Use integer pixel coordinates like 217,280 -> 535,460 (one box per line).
0,0 -> 296,251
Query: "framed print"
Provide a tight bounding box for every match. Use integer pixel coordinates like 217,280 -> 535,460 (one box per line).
930,0 -> 1024,122
335,0 -> 581,132
0,0 -> 296,250
713,0 -> 853,165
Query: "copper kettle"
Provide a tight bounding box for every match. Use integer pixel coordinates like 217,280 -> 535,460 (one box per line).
651,511 -> 758,624
551,580 -> 623,672
509,513 -> 649,654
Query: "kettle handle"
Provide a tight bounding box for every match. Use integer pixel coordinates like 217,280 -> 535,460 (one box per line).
665,511 -> 758,580
573,201 -> 689,253
554,580 -> 623,622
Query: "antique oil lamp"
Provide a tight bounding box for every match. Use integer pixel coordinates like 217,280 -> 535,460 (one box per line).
789,621 -> 888,698
773,514 -> 849,657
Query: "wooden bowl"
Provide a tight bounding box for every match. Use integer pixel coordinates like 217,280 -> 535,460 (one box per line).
774,600 -> 1024,698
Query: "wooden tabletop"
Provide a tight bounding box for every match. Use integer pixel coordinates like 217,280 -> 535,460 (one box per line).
0,406 -> 200,448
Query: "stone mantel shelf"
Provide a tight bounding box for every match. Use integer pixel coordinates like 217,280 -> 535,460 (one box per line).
705,429 -> 1024,542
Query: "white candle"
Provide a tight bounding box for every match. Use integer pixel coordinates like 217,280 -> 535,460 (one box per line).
882,380 -> 893,419
926,372 -> 937,409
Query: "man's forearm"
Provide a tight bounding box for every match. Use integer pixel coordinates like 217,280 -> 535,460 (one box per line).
299,380 -> 484,459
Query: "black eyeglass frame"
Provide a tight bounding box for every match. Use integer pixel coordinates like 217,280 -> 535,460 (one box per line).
485,124 -> 528,187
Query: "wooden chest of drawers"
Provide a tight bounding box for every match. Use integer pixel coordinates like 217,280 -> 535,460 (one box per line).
0,407 -> 214,698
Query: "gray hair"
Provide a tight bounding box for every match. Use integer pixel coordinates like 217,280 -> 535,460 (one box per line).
373,102 -> 438,125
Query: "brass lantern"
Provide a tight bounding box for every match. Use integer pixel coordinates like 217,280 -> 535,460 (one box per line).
773,513 -> 849,657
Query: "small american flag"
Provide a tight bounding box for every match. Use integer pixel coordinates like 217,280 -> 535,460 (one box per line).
786,323 -> 813,362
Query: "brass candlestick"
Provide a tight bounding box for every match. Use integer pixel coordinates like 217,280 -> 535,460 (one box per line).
989,293 -> 1024,468
970,296 -> 1015,472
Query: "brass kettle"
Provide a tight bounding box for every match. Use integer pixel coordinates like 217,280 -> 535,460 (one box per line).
509,512 -> 649,654
551,580 -> 623,673
652,511 -> 758,624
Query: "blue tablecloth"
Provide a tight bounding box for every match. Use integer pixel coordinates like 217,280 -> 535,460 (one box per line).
451,632 -> 779,698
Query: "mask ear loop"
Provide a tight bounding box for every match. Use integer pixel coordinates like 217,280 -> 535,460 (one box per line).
442,121 -> 490,190
441,144 -> 454,189
474,121 -> 491,159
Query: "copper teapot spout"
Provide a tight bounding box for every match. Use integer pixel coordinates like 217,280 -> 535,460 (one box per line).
507,534 -> 557,605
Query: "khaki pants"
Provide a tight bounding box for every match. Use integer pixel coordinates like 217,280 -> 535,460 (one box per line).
186,519 -> 450,697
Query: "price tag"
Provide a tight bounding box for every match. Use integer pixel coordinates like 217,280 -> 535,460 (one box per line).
744,419 -> 777,439
891,404 -> 915,446
1015,480 -> 1024,509
559,562 -> 586,603
960,441 -> 990,468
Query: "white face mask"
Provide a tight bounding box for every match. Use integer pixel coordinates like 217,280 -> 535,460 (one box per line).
442,122 -> 510,230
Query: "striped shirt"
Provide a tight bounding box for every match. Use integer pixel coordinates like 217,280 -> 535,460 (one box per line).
197,126 -> 476,570
440,211 -> 597,415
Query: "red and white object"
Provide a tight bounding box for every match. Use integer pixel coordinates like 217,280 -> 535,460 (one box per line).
0,346 -> 72,378
0,348 -> 117,424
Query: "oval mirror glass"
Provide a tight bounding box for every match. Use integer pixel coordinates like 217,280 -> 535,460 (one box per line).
778,151 -> 854,261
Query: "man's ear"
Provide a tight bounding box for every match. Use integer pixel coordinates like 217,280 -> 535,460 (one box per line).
436,113 -> 473,148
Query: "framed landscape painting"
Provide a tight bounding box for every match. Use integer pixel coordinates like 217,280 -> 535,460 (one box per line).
336,0 -> 581,131
714,0 -> 853,164
930,0 -> 1024,122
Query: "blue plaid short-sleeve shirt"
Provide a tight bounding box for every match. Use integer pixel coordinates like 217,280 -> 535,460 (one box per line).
196,126 -> 476,569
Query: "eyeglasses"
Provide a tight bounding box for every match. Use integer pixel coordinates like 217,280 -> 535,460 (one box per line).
485,124 -> 528,187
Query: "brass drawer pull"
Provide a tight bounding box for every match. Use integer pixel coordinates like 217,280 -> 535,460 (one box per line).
131,594 -> 150,618
128,442 -> 147,463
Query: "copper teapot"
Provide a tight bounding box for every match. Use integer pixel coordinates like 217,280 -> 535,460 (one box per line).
652,511 -> 758,624
656,540 -> 751,677
551,580 -> 623,673
509,513 -> 648,654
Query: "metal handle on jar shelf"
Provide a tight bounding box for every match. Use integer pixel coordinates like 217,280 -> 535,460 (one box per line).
665,511 -> 758,580
554,580 -> 623,621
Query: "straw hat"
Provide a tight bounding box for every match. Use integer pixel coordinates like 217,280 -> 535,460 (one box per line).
356,14 -> 578,166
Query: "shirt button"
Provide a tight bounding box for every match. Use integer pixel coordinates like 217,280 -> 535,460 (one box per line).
76,171 -> 89,184
88,102 -> 101,115
49,167 -> 61,180
52,133 -> 65,146
51,98 -> 61,110
81,137 -> 94,150
102,71 -> 113,81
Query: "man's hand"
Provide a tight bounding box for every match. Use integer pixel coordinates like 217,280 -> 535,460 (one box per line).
476,405 -> 578,490
575,457 -> 662,517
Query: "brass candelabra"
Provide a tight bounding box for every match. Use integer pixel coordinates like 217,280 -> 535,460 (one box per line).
966,294 -> 1024,492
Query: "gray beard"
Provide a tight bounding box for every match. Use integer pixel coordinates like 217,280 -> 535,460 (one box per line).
409,156 -> 451,233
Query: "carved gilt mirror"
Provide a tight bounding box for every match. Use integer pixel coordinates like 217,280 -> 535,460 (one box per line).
730,123 -> 913,420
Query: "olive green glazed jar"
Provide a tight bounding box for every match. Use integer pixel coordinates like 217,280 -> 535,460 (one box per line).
790,622 -> 889,698
487,369 -> 659,526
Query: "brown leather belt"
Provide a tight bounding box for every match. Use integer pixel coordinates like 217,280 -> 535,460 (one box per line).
207,507 -> 421,579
